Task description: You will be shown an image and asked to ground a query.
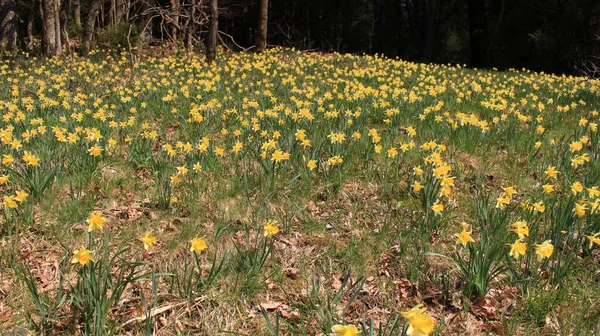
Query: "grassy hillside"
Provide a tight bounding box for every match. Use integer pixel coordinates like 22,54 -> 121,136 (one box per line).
0,48 -> 599,335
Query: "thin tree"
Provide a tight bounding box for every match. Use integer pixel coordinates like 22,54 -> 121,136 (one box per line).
255,0 -> 268,52
186,0 -> 200,52
170,0 -> 180,42
205,0 -> 217,62
82,0 -> 104,53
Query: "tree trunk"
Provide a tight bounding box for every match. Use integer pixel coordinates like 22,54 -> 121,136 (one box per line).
170,0 -> 180,42
255,0 -> 268,52
110,0 -> 115,25
26,7 -> 34,51
54,0 -> 62,54
205,0 -> 217,62
186,0 -> 198,52
83,0 -> 103,53
467,0 -> 490,67
73,0 -> 81,27
109,0 -> 124,26
42,0 -> 62,56
0,0 -> 18,52
116,0 -> 125,24
60,0 -> 70,47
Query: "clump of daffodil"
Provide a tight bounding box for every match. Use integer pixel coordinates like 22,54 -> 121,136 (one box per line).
4,195 -> 17,209
22,151 -> 40,167
328,155 -> 343,166
401,303 -> 435,336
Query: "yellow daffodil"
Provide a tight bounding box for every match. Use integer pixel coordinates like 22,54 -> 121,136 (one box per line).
2,154 -> 14,165
545,166 -> 559,179
4,196 -> 17,209
509,239 -> 527,260
571,182 -> 584,195
71,247 -> 93,265
534,240 -> 554,261
586,233 -> 600,248
88,145 -> 103,157
22,151 -> 40,166
264,220 -> 280,237
495,195 -> 510,209
14,190 -> 29,202
455,229 -> 475,246
430,201 -> 444,215
139,232 -> 158,250
412,181 -> 423,192
502,186 -> 517,197
511,221 -> 529,239
573,203 -> 587,217
190,237 -> 207,254
542,184 -> 554,194
331,324 -> 358,336
86,211 -> 107,232
401,304 -> 435,336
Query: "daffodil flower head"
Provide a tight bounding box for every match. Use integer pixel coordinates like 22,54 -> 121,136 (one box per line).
331,324 -> 359,336
86,211 -> 107,232
71,247 -> 93,266
139,232 -> 158,250
535,240 -> 554,261
511,221 -> 529,239
264,220 -> 279,237
509,239 -> 527,260
401,304 -> 435,336
586,232 -> 600,248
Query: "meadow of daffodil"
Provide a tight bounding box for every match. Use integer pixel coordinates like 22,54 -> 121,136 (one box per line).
1,48 -> 600,335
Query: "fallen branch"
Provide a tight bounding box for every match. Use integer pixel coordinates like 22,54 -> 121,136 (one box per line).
121,296 -> 206,328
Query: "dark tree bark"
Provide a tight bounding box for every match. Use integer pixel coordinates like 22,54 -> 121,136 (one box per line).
205,0 -> 217,62
0,0 -> 18,51
467,0 -> 491,67
42,0 -> 62,56
255,0 -> 268,52
82,0 -> 103,53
